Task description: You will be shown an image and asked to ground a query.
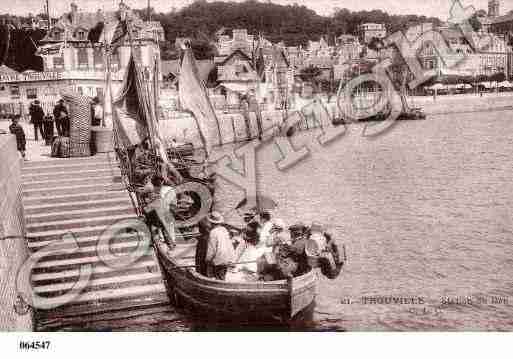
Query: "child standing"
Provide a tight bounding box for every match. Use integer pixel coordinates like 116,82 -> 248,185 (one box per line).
9,114 -> 27,160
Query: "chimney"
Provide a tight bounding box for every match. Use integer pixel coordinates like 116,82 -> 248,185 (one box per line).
119,1 -> 129,21
70,2 -> 78,25
96,8 -> 104,22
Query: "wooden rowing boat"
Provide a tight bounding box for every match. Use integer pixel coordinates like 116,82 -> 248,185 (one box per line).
152,237 -> 318,324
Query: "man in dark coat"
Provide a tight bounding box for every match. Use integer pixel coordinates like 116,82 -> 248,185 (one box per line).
43,113 -> 54,146
29,100 -> 44,141
53,99 -> 68,136
195,218 -> 212,276
9,115 -> 26,160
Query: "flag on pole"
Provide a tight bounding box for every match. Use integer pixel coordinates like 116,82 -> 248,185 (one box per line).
102,19 -> 127,50
178,46 -> 221,156
112,55 -> 152,149
110,20 -> 128,47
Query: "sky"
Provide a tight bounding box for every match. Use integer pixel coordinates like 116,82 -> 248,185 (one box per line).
4,0 -> 513,21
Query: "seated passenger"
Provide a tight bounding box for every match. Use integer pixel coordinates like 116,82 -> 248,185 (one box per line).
318,232 -> 345,280
226,222 -> 263,282
264,218 -> 287,250
258,211 -> 273,248
286,222 -> 311,276
304,223 -> 345,280
195,218 -> 212,277
257,222 -> 312,281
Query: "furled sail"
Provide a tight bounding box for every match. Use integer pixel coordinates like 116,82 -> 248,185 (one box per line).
112,54 -> 154,149
178,47 -> 220,156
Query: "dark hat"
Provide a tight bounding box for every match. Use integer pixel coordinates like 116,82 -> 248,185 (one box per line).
34,100 -> 40,104
289,222 -> 307,232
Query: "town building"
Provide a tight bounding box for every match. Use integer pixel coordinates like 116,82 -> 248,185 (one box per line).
357,23 -> 387,44
489,0 -> 500,18
214,49 -> 260,107
262,47 -> 296,108
216,29 -> 272,58
416,26 -> 510,78
335,34 -> 363,64
0,2 -> 163,116
490,12 -> 513,36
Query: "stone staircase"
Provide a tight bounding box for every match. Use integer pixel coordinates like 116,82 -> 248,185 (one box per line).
21,154 -> 174,331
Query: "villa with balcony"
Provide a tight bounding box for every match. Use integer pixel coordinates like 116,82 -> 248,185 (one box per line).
0,2 -> 163,116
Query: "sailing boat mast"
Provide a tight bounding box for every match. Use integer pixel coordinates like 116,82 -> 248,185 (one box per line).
45,0 -> 51,31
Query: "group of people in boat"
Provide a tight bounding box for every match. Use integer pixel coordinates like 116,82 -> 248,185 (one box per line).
195,210 -> 344,282
128,138 -> 343,283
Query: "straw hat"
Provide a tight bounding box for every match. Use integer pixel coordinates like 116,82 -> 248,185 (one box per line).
272,218 -> 285,229
289,222 -> 307,233
207,211 -> 225,225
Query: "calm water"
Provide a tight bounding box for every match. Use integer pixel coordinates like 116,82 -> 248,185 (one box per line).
159,109 -> 513,331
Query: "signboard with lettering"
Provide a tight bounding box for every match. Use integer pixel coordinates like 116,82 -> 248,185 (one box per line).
0,72 -> 62,84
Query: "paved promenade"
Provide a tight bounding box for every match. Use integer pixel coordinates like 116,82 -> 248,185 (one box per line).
0,121 -> 57,162
409,92 -> 513,115
2,92 -> 513,162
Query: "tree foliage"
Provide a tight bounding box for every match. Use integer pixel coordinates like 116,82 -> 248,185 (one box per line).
299,65 -> 322,82
148,1 -> 442,60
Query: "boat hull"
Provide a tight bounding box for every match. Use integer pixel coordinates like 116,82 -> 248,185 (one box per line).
154,241 -> 317,325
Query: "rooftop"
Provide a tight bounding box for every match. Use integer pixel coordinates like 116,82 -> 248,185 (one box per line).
491,12 -> 513,24
161,59 -> 215,83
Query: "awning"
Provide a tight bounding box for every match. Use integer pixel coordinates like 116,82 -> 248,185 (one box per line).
428,83 -> 446,90
0,64 -> 18,76
498,80 -> 513,88
36,43 -> 64,56
439,67 -> 473,77
217,82 -> 251,94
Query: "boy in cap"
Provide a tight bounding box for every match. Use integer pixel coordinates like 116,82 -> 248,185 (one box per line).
9,115 -> 27,160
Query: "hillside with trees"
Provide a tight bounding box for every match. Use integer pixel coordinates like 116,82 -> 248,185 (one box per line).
1,0 -> 445,69
140,0 -> 443,60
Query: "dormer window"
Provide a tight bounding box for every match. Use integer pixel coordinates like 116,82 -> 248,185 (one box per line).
52,29 -> 63,40
76,30 -> 86,40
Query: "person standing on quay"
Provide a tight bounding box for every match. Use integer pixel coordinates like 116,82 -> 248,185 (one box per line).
53,99 -> 68,136
43,112 -> 54,146
9,114 -> 27,160
29,100 -> 45,141
91,96 -> 103,127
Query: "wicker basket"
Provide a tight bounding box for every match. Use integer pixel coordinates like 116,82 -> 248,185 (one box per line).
91,126 -> 114,153
61,91 -> 92,157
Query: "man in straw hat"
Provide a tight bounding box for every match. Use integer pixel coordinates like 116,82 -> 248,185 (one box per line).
205,211 -> 234,280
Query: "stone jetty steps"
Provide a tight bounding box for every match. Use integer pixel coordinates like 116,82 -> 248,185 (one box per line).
22,154 -> 173,331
